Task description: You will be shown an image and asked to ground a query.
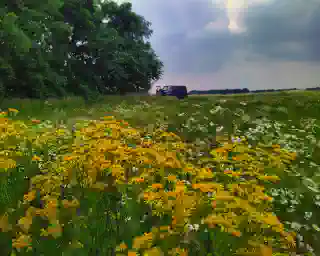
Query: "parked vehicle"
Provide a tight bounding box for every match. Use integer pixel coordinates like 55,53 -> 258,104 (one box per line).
156,85 -> 188,99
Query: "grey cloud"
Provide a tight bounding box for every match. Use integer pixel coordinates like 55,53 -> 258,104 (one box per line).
130,0 -> 235,74
132,0 -> 222,36
130,0 -> 320,77
158,31 -> 236,73
242,0 -> 320,62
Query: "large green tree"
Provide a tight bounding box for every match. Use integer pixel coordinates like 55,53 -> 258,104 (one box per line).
0,0 -> 163,99
0,0 -> 71,98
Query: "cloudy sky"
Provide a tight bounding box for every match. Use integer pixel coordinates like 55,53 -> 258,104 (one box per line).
117,0 -> 320,92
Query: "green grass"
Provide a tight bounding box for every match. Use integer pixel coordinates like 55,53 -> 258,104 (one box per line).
1,91 -> 320,255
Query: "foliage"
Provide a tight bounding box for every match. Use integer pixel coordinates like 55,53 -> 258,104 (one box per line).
0,0 -> 163,99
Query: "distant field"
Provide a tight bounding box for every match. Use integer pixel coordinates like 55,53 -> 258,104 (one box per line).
188,90 -> 319,97
0,91 -> 319,255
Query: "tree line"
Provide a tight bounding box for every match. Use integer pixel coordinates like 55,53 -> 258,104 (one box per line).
188,87 -> 320,95
0,0 -> 164,100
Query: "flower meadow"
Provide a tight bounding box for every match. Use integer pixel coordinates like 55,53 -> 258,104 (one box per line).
0,93 -> 319,256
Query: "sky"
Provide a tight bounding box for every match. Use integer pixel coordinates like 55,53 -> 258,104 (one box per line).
116,0 -> 320,93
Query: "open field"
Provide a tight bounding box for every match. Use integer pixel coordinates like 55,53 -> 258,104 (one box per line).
0,91 -> 319,255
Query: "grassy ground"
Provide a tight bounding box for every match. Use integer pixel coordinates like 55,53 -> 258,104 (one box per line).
0,91 -> 320,255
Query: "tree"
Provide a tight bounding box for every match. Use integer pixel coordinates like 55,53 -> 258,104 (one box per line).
0,0 -> 163,99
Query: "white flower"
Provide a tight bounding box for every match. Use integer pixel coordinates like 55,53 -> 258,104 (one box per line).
210,106 -> 222,114
286,206 -> 296,212
290,199 -> 299,205
290,222 -> 302,231
306,244 -> 314,253
304,212 -> 313,220
216,126 -> 224,132
312,224 -> 320,232
296,234 -> 304,241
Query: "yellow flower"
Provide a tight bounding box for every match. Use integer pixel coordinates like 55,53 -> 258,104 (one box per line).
143,247 -> 163,256
231,171 -> 241,177
0,158 -> 16,169
32,155 -> 41,161
0,213 -> 12,232
261,195 -> 273,202
197,168 -> 214,179
169,248 -> 188,256
8,108 -> 19,113
171,216 -> 177,226
23,191 -> 36,202
231,230 -> 242,237
91,182 -> 108,191
128,251 -> 138,256
259,244 -> 273,256
258,175 -> 280,183
262,213 -> 281,226
130,177 -> 145,184
47,221 -> 63,238
132,232 -> 153,249
31,119 -> 41,124
152,183 -> 163,189
103,116 -> 115,119
12,234 -> 32,250
40,228 -> 49,237
62,199 -> 80,208
203,214 -> 233,228
18,217 -> 33,232
224,170 -> 233,174
286,152 -> 297,160
63,155 -> 75,161
192,183 -> 222,193
45,198 -> 59,208
159,226 -> 170,232
175,184 -> 186,193
166,191 -> 177,198
214,147 -> 227,153
183,164 -> 195,173
117,242 -> 128,251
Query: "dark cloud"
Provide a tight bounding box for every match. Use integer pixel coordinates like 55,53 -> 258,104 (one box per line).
131,0 -> 235,74
158,30 -> 236,73
132,0 -> 222,36
129,0 -> 320,79
242,0 -> 320,62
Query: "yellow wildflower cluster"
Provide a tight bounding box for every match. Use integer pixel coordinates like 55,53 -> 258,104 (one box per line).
0,111 -> 297,255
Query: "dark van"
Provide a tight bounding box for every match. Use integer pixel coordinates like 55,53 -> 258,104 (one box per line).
156,85 -> 188,99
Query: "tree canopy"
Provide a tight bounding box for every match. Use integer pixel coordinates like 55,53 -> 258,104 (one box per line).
0,0 -> 163,99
